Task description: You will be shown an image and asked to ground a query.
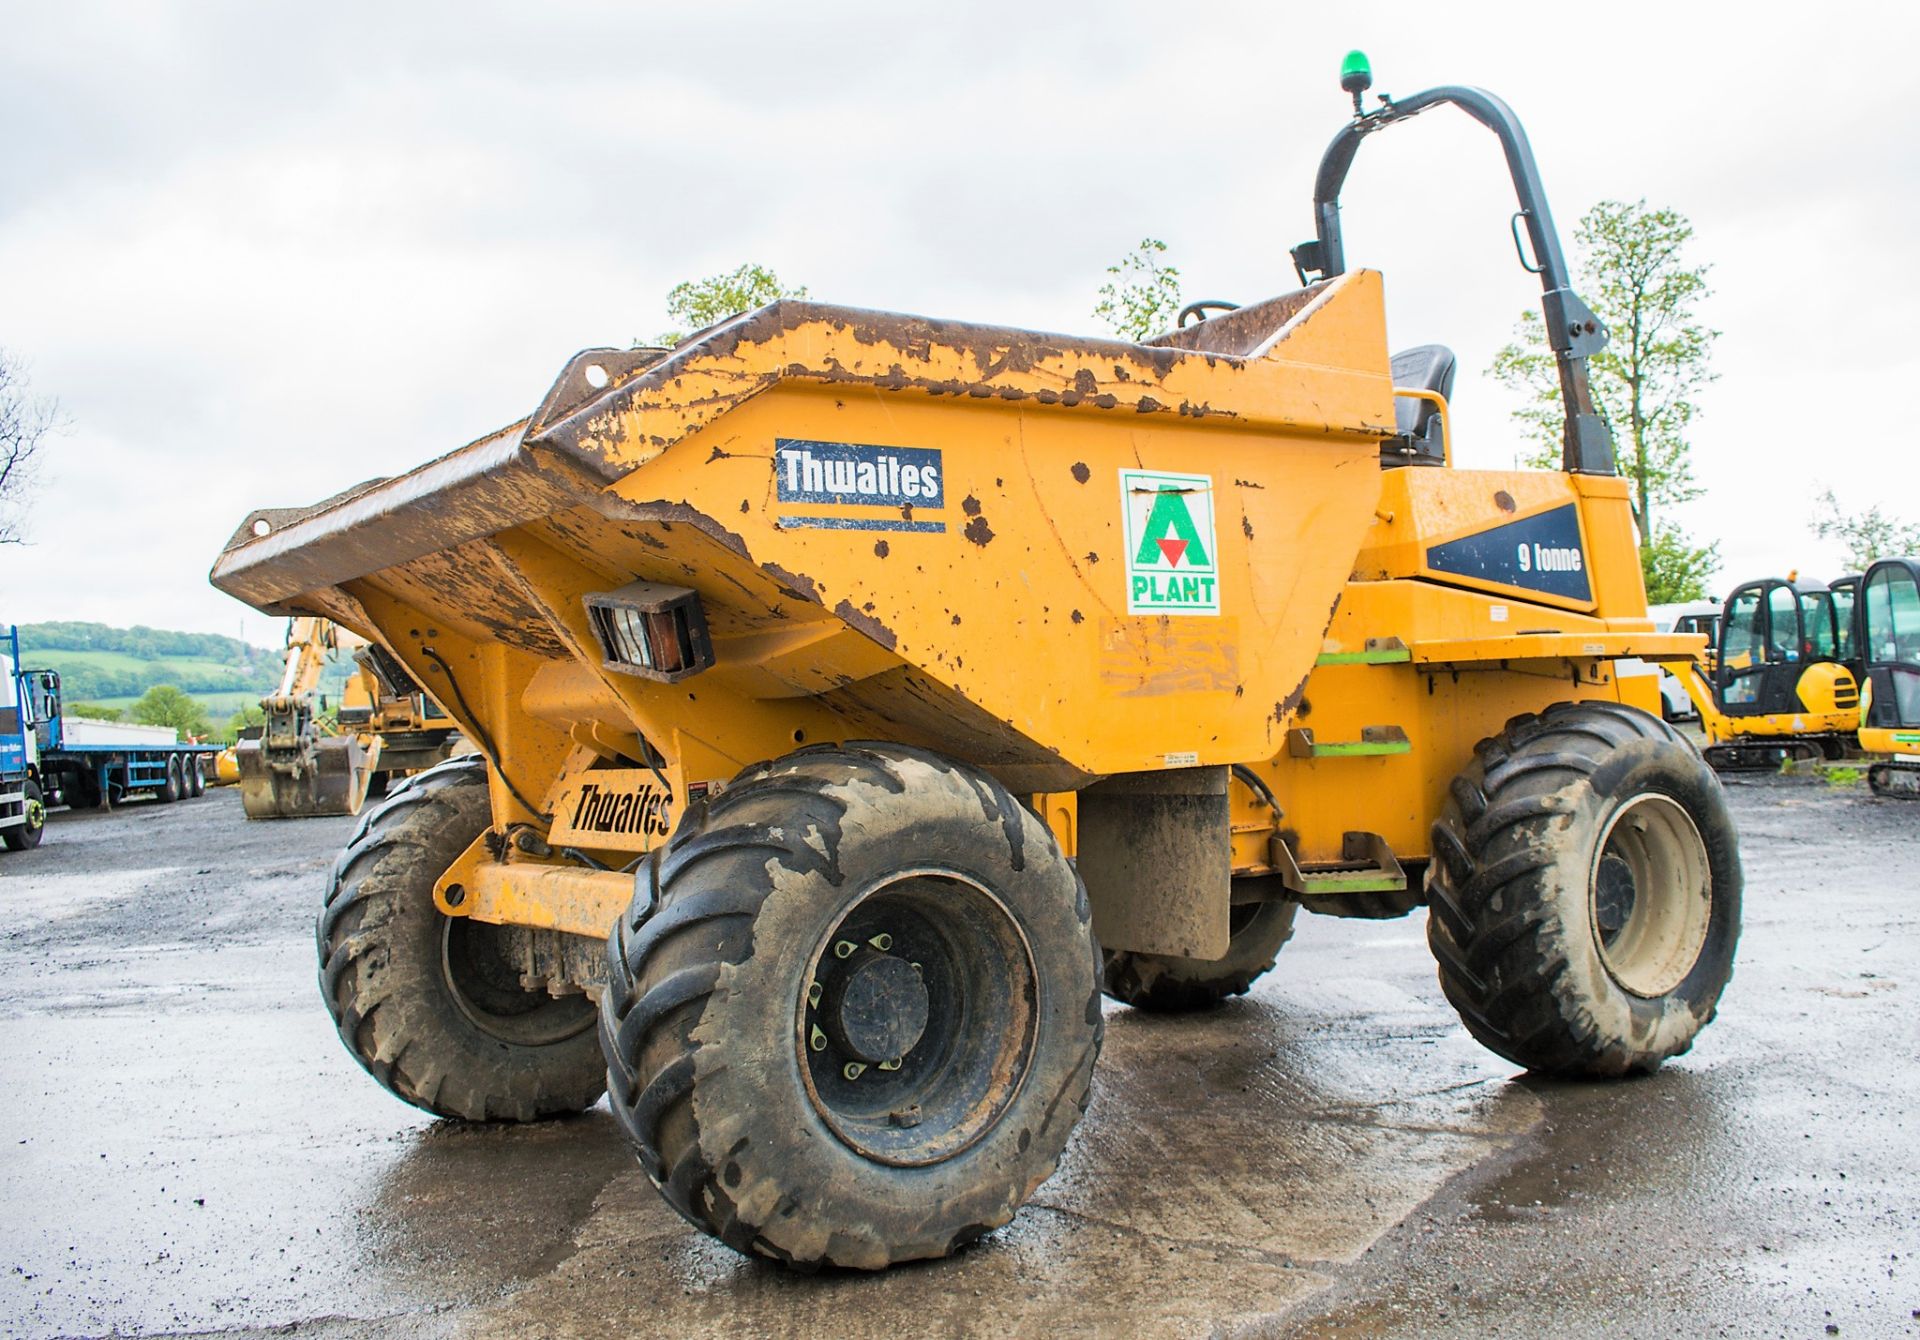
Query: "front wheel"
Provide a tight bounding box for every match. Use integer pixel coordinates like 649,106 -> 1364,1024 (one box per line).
601,744 -> 1102,1270
318,755 -> 605,1120
1427,701 -> 1741,1077
3,780 -> 46,851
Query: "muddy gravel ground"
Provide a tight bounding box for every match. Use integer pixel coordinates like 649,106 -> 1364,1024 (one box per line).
0,774 -> 1914,1339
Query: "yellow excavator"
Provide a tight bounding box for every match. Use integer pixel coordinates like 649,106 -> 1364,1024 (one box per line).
1855,557 -> 1920,797
1681,574 -> 1861,770
235,616 -> 372,818
235,618 -> 464,818
333,640 -> 466,799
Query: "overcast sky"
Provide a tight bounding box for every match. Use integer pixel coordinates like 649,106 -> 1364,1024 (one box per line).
4,2 -> 1917,643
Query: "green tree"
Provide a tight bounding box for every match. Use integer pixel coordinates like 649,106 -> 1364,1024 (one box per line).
1094,238 -> 1183,341
1491,201 -> 1717,542
64,701 -> 123,722
221,703 -> 265,745
651,263 -> 807,346
1811,488 -> 1920,569
129,684 -> 211,739
1640,525 -> 1720,604
1,349 -> 60,545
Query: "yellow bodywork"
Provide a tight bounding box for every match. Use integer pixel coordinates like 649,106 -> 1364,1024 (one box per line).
1680,657 -> 1861,743
211,273 -> 1697,955
1859,676 -> 1920,757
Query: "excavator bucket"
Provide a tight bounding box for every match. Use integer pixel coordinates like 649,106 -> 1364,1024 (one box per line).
234,733 -> 373,819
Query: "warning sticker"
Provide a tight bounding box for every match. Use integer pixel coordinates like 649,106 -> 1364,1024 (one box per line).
1121,469 -> 1220,616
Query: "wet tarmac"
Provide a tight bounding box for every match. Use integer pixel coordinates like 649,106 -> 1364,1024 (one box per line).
0,774 -> 1914,1338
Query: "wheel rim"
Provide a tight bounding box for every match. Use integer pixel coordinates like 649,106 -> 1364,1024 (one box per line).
440,917 -> 596,1047
1588,793 -> 1712,998
795,869 -> 1038,1168
25,797 -> 44,832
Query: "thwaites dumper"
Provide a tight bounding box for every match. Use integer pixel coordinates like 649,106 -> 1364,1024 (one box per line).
212,60 -> 1742,1270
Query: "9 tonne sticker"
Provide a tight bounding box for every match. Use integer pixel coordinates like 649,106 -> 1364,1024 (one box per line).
1121,469 -> 1220,616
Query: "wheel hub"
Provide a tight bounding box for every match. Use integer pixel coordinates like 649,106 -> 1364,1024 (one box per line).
1589,793 -> 1712,998
821,946 -> 928,1063
796,872 -> 1039,1168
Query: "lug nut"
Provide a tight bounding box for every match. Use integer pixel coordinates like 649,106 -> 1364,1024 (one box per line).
810,1024 -> 828,1052
878,1058 -> 902,1072
807,981 -> 823,1008
834,940 -> 857,959
843,1062 -> 866,1080
868,933 -> 893,951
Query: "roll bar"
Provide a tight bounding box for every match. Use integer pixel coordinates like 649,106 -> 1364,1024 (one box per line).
1290,70 -> 1617,476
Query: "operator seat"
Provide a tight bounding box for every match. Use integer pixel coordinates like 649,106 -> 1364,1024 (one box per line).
1384,344 -> 1455,468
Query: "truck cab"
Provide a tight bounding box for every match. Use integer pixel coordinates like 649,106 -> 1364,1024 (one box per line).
1,629 -> 49,849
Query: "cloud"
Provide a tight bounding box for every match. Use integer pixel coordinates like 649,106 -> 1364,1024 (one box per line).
3,1 -> 1917,634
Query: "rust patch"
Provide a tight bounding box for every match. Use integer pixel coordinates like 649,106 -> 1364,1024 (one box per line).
963,515 -> 995,547
1085,551 -> 1099,564
951,614 -> 962,626
873,539 -> 890,558
1072,368 -> 1099,396
1070,609 -> 1084,624
961,495 -> 982,517
596,499 -> 752,560
1070,462 -> 1090,484
739,499 -> 749,513
1234,478 -> 1265,490
1494,490 -> 1517,513
833,598 -> 898,651
1242,515 -> 1254,541
1136,395 -> 1164,414
762,562 -> 820,605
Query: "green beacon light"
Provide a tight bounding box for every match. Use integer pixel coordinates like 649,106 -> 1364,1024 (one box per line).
1340,50 -> 1373,116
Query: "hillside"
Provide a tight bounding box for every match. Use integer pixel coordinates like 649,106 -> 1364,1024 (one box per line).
13,621 -> 355,710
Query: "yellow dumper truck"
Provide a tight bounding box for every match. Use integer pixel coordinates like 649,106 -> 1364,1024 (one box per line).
211,58 -> 1740,1270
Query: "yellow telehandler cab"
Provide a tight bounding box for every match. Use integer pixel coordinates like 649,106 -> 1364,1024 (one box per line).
1681,575 -> 1862,770
1855,557 -> 1920,797
211,54 -> 1741,1270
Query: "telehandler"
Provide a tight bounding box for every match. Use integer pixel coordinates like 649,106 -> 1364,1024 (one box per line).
211,56 -> 1741,1270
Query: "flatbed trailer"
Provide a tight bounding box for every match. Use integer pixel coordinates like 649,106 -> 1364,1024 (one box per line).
2,625 -> 220,850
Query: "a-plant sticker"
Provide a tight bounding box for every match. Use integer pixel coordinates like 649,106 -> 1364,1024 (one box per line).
1121,469 -> 1220,616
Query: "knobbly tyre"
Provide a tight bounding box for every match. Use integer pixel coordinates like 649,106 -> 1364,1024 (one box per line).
210,55 -> 1742,1270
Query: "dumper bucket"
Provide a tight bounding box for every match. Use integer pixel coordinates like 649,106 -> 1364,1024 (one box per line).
211,274 -> 1399,792
234,733 -> 372,818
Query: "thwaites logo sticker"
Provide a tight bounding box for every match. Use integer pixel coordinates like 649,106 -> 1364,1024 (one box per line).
775,438 -> 946,533
549,769 -> 674,851
1121,469 -> 1220,616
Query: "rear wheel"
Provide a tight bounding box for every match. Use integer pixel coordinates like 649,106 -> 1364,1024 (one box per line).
318,755 -> 605,1120
3,780 -> 46,851
1102,892 -> 1297,1011
1427,701 -> 1741,1077
601,744 -> 1102,1269
156,757 -> 182,804
185,755 -> 206,796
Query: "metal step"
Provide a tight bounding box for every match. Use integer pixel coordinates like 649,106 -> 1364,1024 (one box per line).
1313,637 -> 1411,666
1271,831 -> 1408,896
1287,724 -> 1411,759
